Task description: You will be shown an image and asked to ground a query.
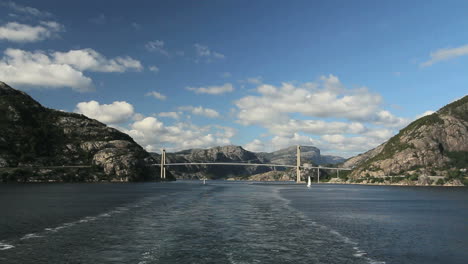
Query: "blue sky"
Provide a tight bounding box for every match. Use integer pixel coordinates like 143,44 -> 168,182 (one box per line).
0,0 -> 467,157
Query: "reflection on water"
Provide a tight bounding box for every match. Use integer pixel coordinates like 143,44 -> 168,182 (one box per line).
0,182 -> 467,263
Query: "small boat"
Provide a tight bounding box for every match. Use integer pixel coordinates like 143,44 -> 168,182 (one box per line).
307,176 -> 311,188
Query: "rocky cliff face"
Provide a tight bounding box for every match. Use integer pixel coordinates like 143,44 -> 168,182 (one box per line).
349,95 -> 468,178
341,143 -> 387,169
0,81 -> 171,182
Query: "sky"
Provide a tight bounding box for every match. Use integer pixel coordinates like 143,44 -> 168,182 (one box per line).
0,0 -> 467,158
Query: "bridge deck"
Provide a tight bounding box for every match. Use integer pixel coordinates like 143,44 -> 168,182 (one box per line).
160,162 -> 351,170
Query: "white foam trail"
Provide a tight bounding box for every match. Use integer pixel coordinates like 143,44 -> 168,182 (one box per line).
10,197 -> 159,252
0,241 -> 14,250
45,222 -> 76,232
272,187 -> 386,264
98,213 -> 111,217
20,233 -> 43,240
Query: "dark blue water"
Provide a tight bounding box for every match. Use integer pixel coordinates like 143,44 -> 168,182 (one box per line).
0,182 -> 467,263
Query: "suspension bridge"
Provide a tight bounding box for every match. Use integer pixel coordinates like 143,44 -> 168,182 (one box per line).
157,146 -> 352,183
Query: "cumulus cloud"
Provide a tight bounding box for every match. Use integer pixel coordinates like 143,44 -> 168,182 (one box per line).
421,44 -> 468,67
416,110 -> 435,119
236,74 -> 409,157
0,21 -> 63,42
2,1 -> 51,17
243,139 -> 266,152
267,120 -> 367,136
239,76 -> 263,85
75,100 -> 135,124
145,40 -> 170,56
53,49 -> 143,72
186,83 -> 234,95
179,106 -> 220,118
0,48 -> 142,91
371,110 -> 409,128
245,131 -> 392,158
235,75 -> 407,127
158,112 -> 181,119
145,91 -> 167,100
124,117 -> 234,151
194,43 -> 225,62
0,48 -> 92,91
149,65 -> 159,73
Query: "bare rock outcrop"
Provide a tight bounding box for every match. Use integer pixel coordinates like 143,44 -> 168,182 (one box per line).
0,81 -> 170,182
349,95 -> 468,179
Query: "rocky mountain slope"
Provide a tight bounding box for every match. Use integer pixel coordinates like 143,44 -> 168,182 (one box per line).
152,146 -> 270,179
0,81 -> 171,182
348,95 -> 468,179
153,145 -> 344,179
257,145 -> 345,165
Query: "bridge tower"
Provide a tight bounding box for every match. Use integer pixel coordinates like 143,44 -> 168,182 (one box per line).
296,145 -> 301,183
160,148 -> 166,179
317,166 -> 320,183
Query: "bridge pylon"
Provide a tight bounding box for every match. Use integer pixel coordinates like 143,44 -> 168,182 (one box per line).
296,145 -> 301,183
160,148 -> 166,179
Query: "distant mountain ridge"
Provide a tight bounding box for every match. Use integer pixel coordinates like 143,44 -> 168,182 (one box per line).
153,145 -> 345,179
345,95 -> 468,178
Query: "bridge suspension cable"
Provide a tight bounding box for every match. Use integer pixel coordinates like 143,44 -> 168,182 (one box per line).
157,146 -> 351,183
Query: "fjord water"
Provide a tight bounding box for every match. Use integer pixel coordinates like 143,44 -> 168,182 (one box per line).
0,182 -> 467,264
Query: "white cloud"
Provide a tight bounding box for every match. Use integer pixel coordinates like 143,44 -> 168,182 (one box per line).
53,49 -> 143,72
124,117 -> 234,151
244,134 -> 318,153
149,65 -> 159,73
145,40 -> 170,56
146,91 -> 167,100
240,76 -> 263,85
75,100 -> 135,124
194,43 -> 225,62
132,113 -> 145,121
0,21 -> 63,42
372,110 -> 409,128
2,1 -> 51,17
235,75 -> 406,126
0,48 -> 143,91
179,106 -> 220,118
0,48 -> 92,91
416,110 -> 435,119
186,83 -> 234,95
243,139 -> 266,152
267,120 -> 367,136
235,75 -> 409,157
245,131 -> 393,158
421,44 -> 468,67
158,112 -> 181,119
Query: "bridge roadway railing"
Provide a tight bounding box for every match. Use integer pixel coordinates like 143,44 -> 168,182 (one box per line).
158,162 -> 351,171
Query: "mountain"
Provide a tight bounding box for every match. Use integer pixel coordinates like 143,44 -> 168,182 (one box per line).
153,145 -> 344,179
257,146 -> 345,165
152,145 -> 271,179
320,155 -> 347,165
347,95 -> 468,179
0,81 -> 172,182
